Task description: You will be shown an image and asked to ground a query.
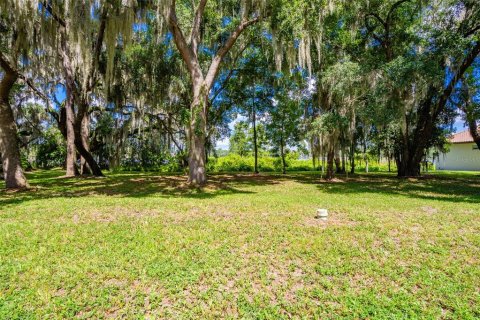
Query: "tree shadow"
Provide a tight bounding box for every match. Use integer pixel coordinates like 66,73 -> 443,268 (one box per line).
1,170 -> 478,208
317,173 -> 480,204
0,170 -> 286,208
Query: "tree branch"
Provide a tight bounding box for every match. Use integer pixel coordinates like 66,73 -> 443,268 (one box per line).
204,16 -> 260,89
435,41 -> 480,117
386,0 -> 411,25
0,52 -> 15,75
42,1 -> 66,28
87,6 -> 109,92
0,52 -> 58,122
464,24 -> 480,38
210,42 -> 250,102
365,13 -> 387,30
167,1 -> 201,77
189,0 -> 208,57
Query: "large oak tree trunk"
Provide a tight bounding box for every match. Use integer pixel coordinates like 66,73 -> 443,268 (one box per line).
74,135 -> 103,176
57,106 -> 79,175
64,97 -> 77,177
396,155 -> 421,177
80,113 -> 91,175
395,112 -> 432,177
395,140 -> 425,176
59,25 -> 103,177
395,89 -> 436,177
188,88 -> 207,185
0,71 -> 28,189
74,103 -> 103,177
59,28 -> 78,177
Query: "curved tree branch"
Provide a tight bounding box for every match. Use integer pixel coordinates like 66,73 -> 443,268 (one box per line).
205,16 -> 260,89
167,1 -> 201,78
189,0 -> 208,57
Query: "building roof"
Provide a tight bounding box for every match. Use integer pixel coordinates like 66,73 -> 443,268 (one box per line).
449,128 -> 479,144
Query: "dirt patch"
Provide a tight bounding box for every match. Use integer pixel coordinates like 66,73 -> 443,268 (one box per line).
206,211 -> 235,222
302,217 -> 358,228
54,288 -> 67,297
104,278 -> 128,288
322,178 -> 346,183
421,206 -> 438,214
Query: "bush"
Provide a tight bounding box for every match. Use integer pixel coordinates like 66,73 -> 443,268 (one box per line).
120,152 -> 184,173
36,128 -> 66,168
213,154 -> 254,172
207,154 -> 315,173
288,159 -> 314,171
115,153 -> 413,174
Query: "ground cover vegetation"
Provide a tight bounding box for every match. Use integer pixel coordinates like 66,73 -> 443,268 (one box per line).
1,170 -> 479,318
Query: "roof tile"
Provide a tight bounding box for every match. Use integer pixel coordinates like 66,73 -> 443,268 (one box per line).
449,127 -> 479,144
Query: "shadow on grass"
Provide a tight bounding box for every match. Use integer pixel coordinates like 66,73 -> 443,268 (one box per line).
0,169 -> 479,207
0,170 -> 285,207
318,173 -> 480,204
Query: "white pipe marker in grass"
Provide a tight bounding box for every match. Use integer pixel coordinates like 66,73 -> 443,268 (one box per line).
316,209 -> 328,220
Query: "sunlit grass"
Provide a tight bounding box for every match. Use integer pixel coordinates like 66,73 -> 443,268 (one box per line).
1,169 -> 479,318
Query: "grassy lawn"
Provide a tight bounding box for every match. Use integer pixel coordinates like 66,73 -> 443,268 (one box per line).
1,170 -> 479,319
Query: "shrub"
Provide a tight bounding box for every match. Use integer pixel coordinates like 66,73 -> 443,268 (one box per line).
207,154 -> 315,173
36,128 -> 66,168
288,159 -> 314,171
213,154 -> 254,172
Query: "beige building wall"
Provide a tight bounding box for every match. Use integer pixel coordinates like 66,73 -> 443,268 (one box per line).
437,143 -> 480,171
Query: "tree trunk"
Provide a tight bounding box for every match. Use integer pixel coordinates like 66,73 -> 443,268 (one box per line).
395,94 -> 434,177
334,148 -> 342,174
396,156 -> 421,177
167,113 -> 173,154
80,113 -> 91,175
188,87 -> 207,185
326,147 -> 335,180
280,132 -> 286,174
363,135 -> 369,173
64,99 -> 77,177
74,133 -> 103,176
57,106 -> 79,175
349,145 -> 355,175
311,138 -> 317,170
74,101 -> 103,177
0,70 -> 28,189
59,28 -> 78,178
253,108 -> 259,174
322,150 -> 326,174
467,118 -> 480,150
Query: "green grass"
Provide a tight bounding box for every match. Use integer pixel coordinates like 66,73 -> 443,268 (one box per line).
1,169 -> 479,319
